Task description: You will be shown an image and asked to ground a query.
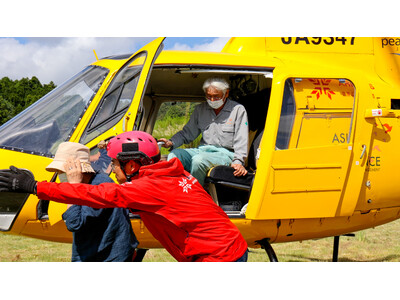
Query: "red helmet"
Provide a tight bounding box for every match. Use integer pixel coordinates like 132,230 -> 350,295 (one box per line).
107,131 -> 160,165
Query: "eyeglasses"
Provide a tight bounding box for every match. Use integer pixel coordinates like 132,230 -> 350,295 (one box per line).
205,92 -> 225,101
110,162 -> 119,171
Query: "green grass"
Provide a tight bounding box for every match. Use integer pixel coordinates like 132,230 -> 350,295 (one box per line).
153,113 -> 202,156
1,218 -> 400,262
0,234 -> 71,262
152,116 -> 187,142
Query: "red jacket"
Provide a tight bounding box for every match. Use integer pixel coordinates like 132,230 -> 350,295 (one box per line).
37,158 -> 248,262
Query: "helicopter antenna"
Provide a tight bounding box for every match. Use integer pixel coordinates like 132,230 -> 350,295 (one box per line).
93,49 -> 99,61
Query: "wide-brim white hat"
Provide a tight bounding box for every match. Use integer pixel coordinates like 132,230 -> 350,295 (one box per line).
46,142 -> 95,173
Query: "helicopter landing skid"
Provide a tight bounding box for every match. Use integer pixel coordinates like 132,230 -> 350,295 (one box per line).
332,233 -> 355,262
256,238 -> 278,262
132,249 -> 148,262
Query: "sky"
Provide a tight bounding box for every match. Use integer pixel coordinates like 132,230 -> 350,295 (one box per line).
0,0 -> 394,87
0,37 -> 231,85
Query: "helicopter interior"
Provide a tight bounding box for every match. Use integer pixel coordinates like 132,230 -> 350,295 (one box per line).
140,66 -> 273,216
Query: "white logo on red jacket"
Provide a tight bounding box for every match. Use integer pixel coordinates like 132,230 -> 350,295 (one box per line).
179,178 -> 192,193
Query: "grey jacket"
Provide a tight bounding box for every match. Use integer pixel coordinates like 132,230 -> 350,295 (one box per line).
170,99 -> 249,165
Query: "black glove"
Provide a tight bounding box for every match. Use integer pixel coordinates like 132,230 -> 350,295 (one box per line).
0,166 -> 37,194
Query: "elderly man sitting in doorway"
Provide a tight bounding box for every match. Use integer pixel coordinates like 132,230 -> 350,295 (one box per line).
159,77 -> 249,186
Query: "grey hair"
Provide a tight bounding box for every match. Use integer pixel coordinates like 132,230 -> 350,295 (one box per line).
202,77 -> 230,93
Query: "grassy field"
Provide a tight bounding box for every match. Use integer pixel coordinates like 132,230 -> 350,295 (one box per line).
1,218 -> 400,262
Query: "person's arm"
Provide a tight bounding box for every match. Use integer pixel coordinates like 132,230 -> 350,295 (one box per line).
90,151 -> 101,162
62,205 -> 104,232
167,105 -> 202,149
231,106 -> 249,176
62,173 -> 113,232
0,165 -> 164,211
62,205 -> 84,232
37,177 -> 166,212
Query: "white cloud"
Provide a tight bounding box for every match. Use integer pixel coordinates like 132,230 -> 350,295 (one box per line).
0,37 -> 229,86
169,37 -> 230,52
0,37 -> 154,85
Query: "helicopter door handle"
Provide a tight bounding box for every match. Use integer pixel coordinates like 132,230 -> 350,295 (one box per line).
360,144 -> 367,159
122,112 -> 131,132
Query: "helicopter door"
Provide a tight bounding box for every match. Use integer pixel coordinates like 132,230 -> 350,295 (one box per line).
47,38 -> 165,225
246,76 -> 360,220
78,37 -> 165,146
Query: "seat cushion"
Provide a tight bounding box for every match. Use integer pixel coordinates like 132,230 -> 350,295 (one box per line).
206,165 -> 254,187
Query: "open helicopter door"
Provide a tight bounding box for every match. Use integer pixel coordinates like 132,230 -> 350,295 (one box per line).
47,38 -> 165,225
246,72 -> 366,220
78,37 -> 165,145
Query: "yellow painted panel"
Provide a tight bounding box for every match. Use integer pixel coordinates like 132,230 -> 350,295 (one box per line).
264,37 -> 374,54
297,113 -> 352,148
272,164 -> 342,193
222,37 -> 375,56
262,190 -> 343,219
252,145 -> 352,219
48,202 -> 68,226
293,78 -> 355,109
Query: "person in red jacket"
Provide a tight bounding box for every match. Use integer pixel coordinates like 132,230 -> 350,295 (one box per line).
0,131 -> 248,262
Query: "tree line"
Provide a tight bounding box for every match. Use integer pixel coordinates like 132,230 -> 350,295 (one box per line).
0,77 -> 199,127
0,76 -> 56,125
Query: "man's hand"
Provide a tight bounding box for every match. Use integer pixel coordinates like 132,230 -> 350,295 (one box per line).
231,163 -> 248,177
63,157 -> 83,184
0,166 -> 37,194
157,138 -> 173,148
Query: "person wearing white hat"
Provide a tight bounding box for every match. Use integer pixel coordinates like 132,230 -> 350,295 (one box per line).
46,142 -> 138,262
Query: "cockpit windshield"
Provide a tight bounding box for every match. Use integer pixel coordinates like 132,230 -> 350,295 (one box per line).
0,66 -> 109,157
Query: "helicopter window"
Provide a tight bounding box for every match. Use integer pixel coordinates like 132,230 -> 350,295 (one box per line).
276,80 -> 296,150
80,53 -> 146,144
276,78 -> 355,150
0,193 -> 30,231
391,99 -> 400,110
152,101 -> 202,159
0,65 -> 109,157
92,86 -> 121,127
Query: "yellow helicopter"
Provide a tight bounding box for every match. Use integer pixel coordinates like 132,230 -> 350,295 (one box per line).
1,37 -> 400,261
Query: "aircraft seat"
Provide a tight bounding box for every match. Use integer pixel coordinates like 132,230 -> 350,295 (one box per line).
207,166 -> 255,191
205,128 -> 264,212
204,88 -> 269,212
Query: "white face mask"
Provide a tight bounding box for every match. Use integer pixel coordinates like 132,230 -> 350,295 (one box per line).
58,173 -> 68,183
206,98 -> 225,109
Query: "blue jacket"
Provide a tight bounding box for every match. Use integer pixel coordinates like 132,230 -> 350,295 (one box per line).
62,173 -> 138,262
91,149 -> 111,174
